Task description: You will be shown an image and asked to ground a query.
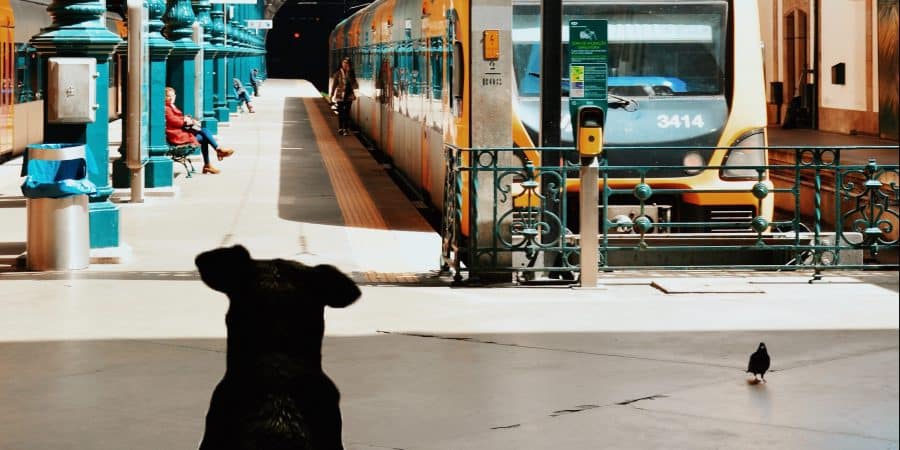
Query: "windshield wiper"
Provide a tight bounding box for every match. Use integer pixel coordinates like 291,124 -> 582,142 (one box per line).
528,72 -> 636,110
608,94 -> 638,112
527,72 -> 571,95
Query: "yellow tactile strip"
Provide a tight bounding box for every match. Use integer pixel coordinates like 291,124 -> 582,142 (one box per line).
304,98 -> 388,229
351,271 -> 451,285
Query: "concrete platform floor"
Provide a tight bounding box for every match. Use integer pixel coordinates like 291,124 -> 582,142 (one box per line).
0,80 -> 897,449
0,280 -> 897,450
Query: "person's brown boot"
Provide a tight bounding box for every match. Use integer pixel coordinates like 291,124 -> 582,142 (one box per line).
216,148 -> 234,161
203,165 -> 221,174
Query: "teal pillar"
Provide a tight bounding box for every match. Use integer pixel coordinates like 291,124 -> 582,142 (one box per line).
145,0 -> 176,187
239,25 -> 249,86
234,24 -> 244,87
226,20 -> 238,113
193,0 -> 217,134
163,0 -> 200,117
30,0 -> 123,249
211,6 -> 229,123
256,33 -> 266,80
112,40 -> 130,189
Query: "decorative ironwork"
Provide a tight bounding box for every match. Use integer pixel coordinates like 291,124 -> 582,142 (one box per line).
441,143 -> 898,282
840,158 -> 900,249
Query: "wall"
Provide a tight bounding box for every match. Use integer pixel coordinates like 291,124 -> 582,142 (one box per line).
820,0 -> 868,111
758,0 -> 889,135
12,99 -> 43,156
10,0 -> 50,43
818,0 -> 880,134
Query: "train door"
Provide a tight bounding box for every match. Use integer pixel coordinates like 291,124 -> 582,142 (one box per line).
446,9 -> 465,146
378,43 -> 393,154
0,3 -> 13,159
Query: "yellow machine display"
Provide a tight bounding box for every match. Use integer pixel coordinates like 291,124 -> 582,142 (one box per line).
334,0 -> 774,235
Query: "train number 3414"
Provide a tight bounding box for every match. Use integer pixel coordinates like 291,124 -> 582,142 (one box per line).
657,114 -> 705,129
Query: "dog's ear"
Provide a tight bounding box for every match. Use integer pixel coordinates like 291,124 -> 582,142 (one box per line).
195,245 -> 253,295
309,264 -> 361,308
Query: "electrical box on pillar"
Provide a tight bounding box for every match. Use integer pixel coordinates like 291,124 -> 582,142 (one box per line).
576,106 -> 604,157
47,58 -> 98,124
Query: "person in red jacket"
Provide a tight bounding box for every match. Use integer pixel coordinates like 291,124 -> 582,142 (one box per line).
165,87 -> 234,174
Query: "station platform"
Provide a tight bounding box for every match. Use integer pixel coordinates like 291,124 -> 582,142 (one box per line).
0,80 -> 897,449
0,79 -> 441,281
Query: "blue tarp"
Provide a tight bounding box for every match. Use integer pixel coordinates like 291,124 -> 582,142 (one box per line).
20,144 -> 97,199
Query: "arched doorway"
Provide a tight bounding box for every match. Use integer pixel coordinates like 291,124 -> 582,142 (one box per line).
783,5 -> 814,128
784,8 -> 808,104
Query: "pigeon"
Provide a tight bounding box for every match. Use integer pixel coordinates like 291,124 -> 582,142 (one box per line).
747,342 -> 771,383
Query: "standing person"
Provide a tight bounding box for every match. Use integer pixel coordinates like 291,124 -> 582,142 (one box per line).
329,57 -> 358,136
165,87 -> 234,174
249,68 -> 260,97
232,79 -> 255,113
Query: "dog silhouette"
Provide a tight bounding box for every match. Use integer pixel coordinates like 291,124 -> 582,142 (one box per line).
195,245 -> 361,450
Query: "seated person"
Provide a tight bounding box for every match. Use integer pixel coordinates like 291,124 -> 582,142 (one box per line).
232,79 -> 255,113
164,86 -> 234,174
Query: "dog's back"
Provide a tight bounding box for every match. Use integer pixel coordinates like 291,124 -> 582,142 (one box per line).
200,370 -> 341,450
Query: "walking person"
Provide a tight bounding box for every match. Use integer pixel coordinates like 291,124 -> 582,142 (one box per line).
329,57 -> 358,136
249,68 -> 261,97
165,87 -> 235,174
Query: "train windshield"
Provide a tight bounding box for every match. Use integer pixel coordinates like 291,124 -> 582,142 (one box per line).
512,2 -> 727,97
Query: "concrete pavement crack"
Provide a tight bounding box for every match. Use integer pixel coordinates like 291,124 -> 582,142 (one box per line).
344,442 -> 405,450
616,394 -> 668,406
138,339 -> 225,354
376,331 -> 899,374
375,330 -> 740,370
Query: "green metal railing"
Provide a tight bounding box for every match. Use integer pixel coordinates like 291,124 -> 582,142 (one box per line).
440,144 -> 899,282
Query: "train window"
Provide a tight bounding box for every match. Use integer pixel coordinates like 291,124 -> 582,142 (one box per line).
512,2 -> 726,97
429,37 -> 442,99
419,39 -> 428,99
392,47 -> 401,99
410,42 -> 420,97
359,47 -> 366,80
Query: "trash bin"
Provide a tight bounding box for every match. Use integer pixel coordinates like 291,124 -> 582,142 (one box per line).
20,143 -> 97,270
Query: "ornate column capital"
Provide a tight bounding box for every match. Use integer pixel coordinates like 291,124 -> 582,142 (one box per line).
163,0 -> 200,57
192,0 -> 215,53
147,0 -> 175,59
29,0 -> 122,58
210,6 -> 225,49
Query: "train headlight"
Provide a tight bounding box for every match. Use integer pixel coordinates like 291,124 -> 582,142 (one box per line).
683,151 -> 705,175
722,129 -> 766,180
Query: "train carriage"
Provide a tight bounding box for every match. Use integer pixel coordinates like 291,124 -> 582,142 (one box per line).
1,0 -> 125,162
330,0 -> 773,237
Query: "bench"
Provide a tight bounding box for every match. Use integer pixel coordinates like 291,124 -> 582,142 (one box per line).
166,144 -> 199,178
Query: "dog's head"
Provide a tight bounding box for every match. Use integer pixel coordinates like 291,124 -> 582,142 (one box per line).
195,245 -> 360,363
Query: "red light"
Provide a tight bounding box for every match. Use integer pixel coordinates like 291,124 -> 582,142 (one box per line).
293,32 -> 300,39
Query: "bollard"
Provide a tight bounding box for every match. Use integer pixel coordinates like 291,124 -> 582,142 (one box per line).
579,156 -> 600,287
575,106 -> 604,288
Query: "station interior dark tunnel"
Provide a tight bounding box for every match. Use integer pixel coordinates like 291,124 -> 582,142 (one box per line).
267,1 -> 360,92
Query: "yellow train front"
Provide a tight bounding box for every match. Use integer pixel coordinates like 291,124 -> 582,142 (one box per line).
330,0 -> 773,237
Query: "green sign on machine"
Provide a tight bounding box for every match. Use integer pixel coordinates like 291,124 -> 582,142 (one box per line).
568,19 -> 608,125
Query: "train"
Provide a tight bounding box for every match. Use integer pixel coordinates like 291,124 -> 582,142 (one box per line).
329,0 -> 774,235
0,0 -> 126,162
